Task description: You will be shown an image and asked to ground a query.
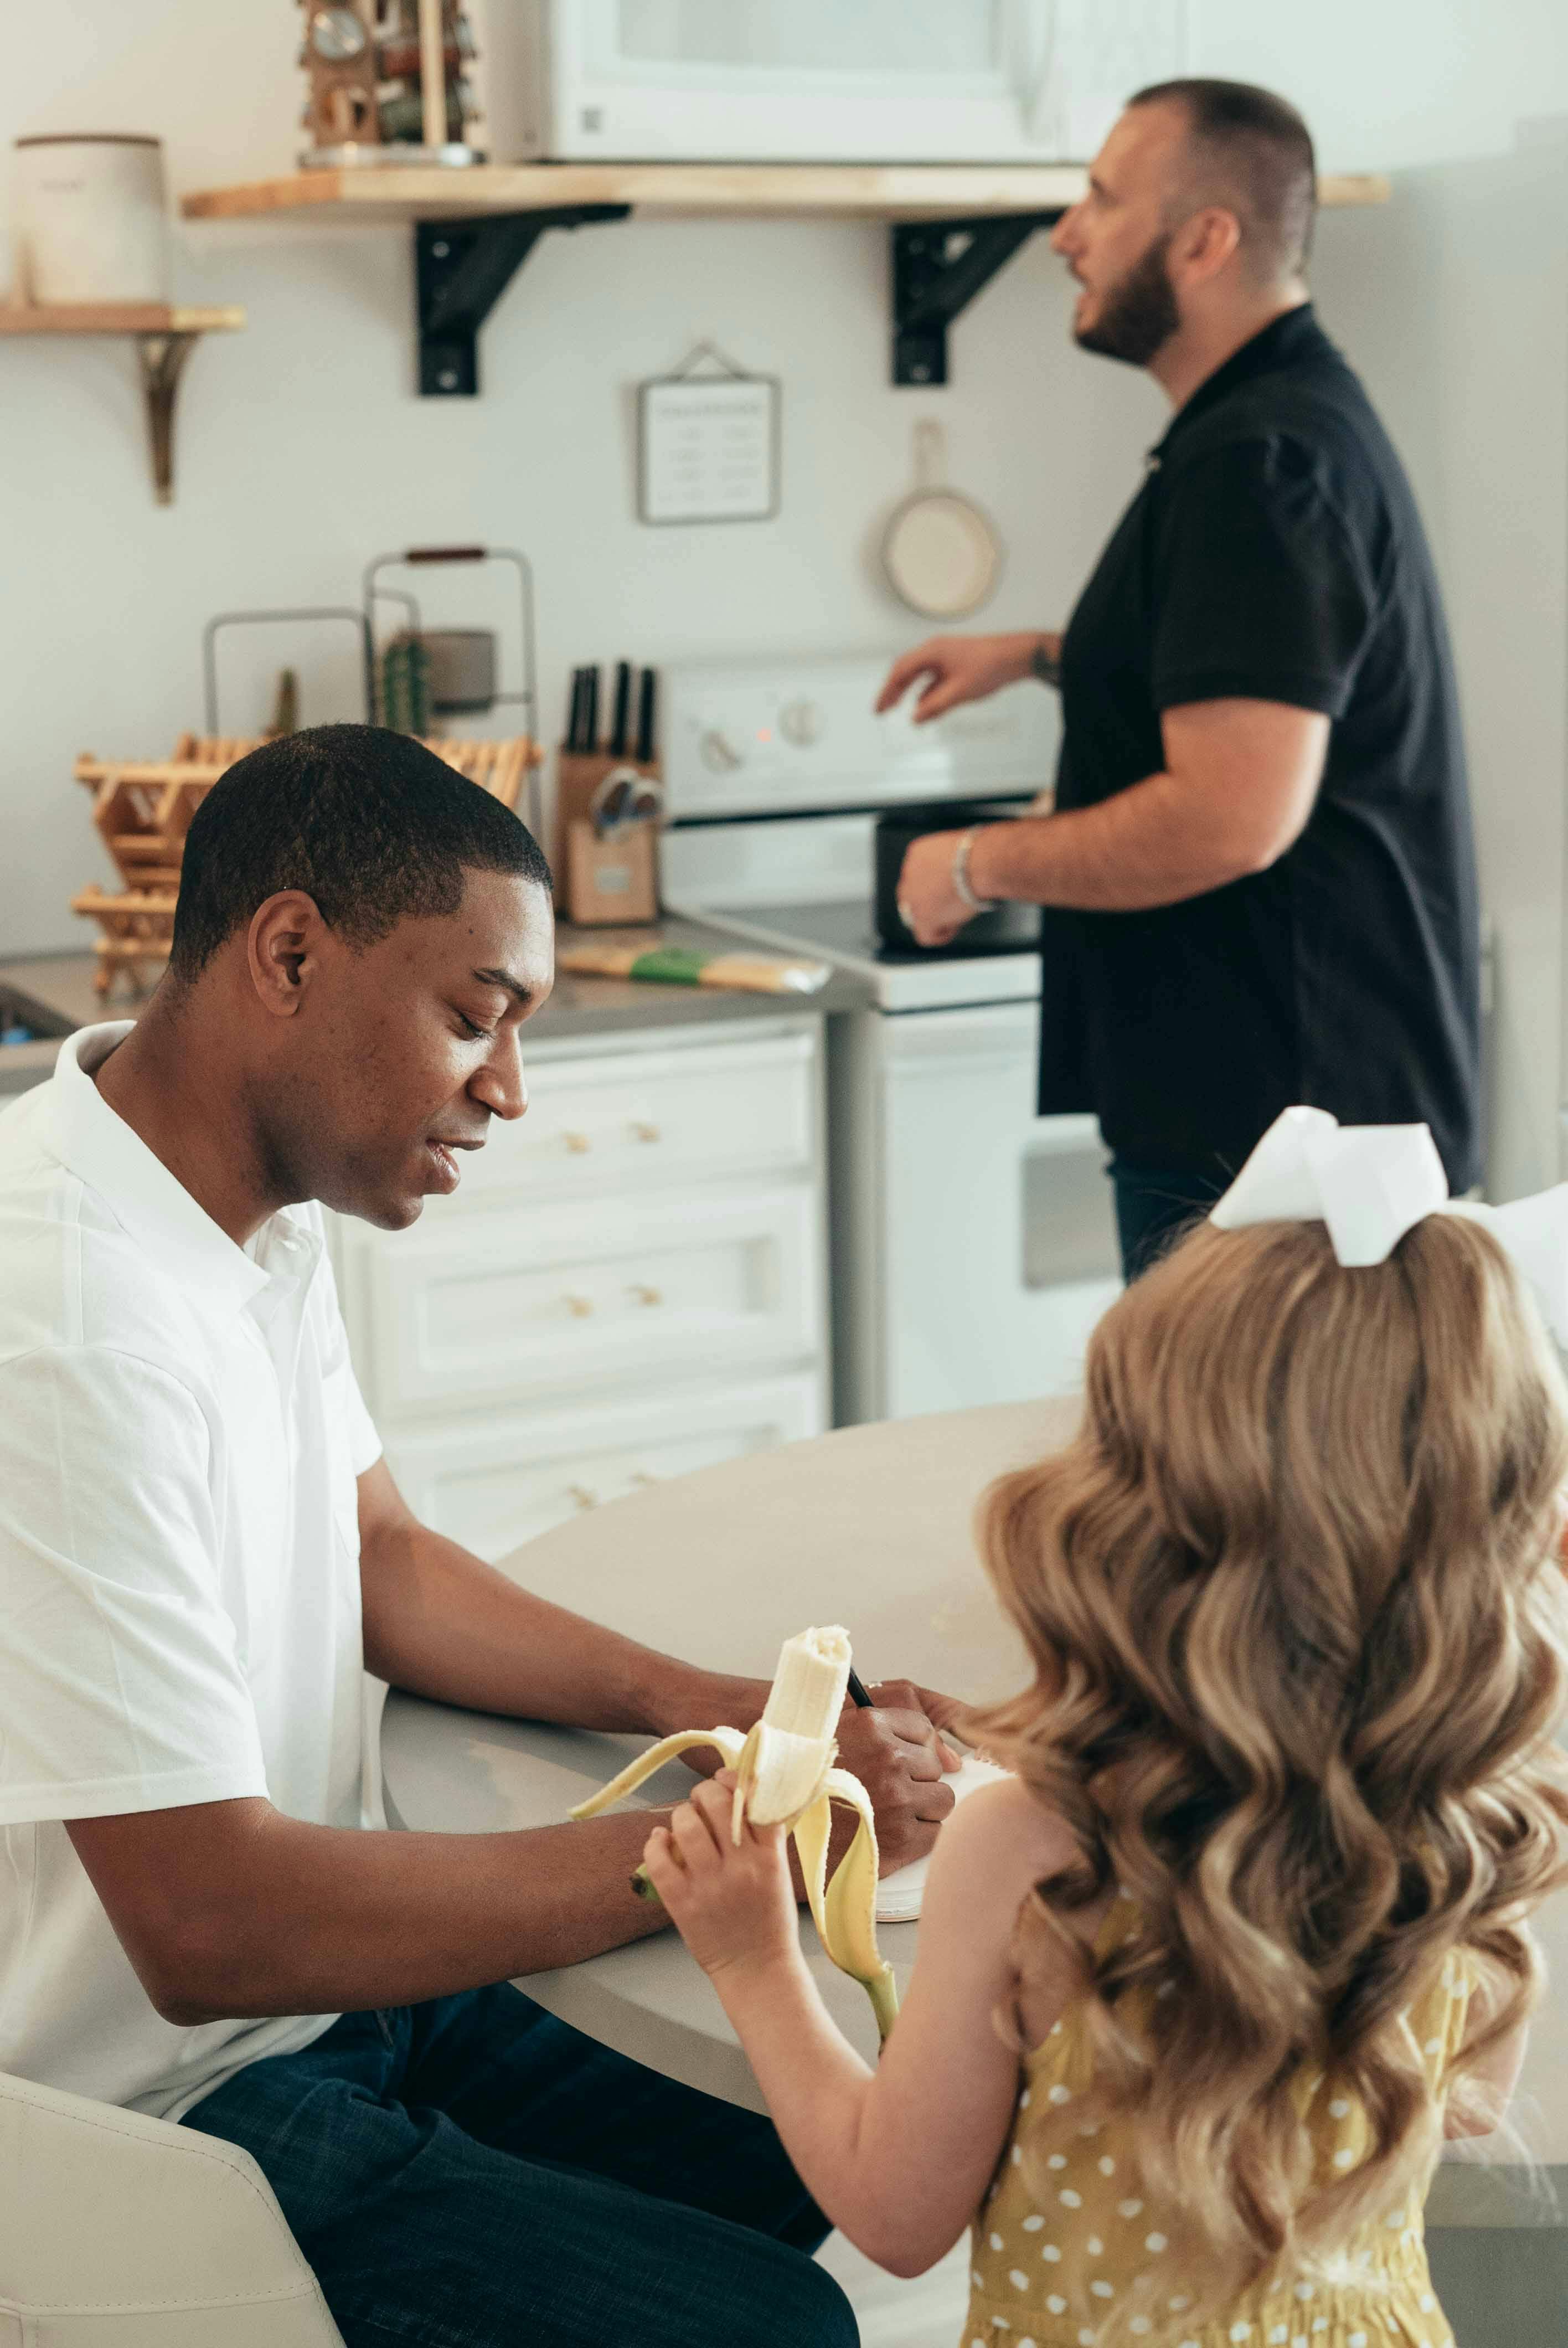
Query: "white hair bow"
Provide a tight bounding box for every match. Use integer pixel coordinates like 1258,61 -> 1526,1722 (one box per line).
1209,1105 -> 1568,1346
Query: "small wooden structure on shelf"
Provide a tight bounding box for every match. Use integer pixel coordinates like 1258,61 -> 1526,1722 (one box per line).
72,730 -> 540,996
297,0 -> 483,163
0,302 -> 245,501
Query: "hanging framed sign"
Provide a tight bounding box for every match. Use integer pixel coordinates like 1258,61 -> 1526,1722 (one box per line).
636,342 -> 781,527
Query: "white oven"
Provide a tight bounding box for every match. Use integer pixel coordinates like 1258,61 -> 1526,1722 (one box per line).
828,1002 -> 1120,1424
661,654 -> 1123,1428
496,1 -> 1189,165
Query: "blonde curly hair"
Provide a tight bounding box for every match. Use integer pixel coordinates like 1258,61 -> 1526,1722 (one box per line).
974,1213 -> 1568,2305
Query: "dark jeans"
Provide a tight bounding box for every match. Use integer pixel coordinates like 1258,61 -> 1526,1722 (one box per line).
1108,1157 -> 1223,1280
181,1984 -> 857,2348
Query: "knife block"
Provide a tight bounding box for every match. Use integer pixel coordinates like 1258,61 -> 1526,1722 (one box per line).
553,749 -> 662,927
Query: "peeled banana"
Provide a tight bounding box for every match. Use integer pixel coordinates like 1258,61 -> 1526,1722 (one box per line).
570,1625 -> 900,2041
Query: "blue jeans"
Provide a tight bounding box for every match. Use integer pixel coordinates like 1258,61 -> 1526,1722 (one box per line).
181,1984 -> 856,2348
1108,1157 -> 1223,1280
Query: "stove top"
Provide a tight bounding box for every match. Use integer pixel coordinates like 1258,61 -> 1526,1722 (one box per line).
687,896 -> 1043,1013
737,897 -> 1043,966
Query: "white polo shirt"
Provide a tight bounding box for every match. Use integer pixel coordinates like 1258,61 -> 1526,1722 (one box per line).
0,1023 -> 384,2120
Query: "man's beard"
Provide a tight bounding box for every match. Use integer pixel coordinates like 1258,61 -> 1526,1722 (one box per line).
1074,234 -> 1179,367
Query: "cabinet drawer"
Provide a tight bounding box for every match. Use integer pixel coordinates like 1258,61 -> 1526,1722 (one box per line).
380,1373 -> 824,1563
355,1185 -> 821,1414
455,1029 -> 817,1204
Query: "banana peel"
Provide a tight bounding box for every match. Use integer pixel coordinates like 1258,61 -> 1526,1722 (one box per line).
570,1626 -> 899,2042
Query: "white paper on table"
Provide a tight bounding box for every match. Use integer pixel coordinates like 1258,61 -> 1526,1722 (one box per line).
875,1754 -> 1012,1923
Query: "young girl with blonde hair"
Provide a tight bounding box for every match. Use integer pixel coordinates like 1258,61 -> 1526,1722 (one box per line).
644,1114 -> 1568,2348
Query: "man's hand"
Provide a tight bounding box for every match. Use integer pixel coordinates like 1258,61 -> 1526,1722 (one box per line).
895,830 -> 980,950
832,1680 -> 963,1875
876,631 -> 1056,724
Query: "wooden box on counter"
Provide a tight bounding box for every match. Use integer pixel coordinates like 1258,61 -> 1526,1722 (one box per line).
553,749 -> 662,928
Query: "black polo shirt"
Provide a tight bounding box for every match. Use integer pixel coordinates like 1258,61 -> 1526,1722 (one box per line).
1038,303 -> 1481,1192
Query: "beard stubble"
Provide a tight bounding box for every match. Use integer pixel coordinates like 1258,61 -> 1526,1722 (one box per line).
1074,233 -> 1179,367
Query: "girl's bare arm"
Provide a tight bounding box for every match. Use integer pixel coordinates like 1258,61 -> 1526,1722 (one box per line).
646,1774 -> 1079,2276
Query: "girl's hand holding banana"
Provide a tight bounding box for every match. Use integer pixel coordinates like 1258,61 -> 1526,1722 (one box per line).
643,1773 -> 800,1996
573,1626 -> 904,2037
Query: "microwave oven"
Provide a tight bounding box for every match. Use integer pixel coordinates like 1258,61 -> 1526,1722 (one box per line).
487,2 -> 1190,167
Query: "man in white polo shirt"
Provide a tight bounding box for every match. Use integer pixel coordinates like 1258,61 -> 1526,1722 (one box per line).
0,727 -> 960,2348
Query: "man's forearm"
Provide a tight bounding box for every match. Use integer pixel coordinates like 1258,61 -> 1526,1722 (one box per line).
361,1512 -> 768,1742
152,1801 -> 672,2025
967,767 -> 1256,913
963,697 -> 1329,914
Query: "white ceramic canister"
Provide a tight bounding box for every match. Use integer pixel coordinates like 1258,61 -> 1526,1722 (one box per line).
13,134 -> 171,305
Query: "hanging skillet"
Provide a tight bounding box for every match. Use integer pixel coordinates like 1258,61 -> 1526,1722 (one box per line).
880,419 -> 1003,620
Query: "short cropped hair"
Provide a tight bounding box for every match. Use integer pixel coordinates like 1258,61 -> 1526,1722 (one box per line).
1131,77 -> 1317,281
168,723 -> 551,981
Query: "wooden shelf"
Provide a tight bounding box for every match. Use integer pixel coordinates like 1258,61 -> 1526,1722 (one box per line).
176,162 -> 1391,394
0,302 -> 245,501
182,161 -> 1390,226
0,301 -> 245,336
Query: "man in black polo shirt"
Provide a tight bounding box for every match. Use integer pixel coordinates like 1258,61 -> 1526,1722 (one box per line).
880,78 -> 1480,1277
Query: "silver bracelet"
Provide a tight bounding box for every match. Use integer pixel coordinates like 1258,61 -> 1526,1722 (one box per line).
952,827 -> 999,914
1029,637 -> 1062,691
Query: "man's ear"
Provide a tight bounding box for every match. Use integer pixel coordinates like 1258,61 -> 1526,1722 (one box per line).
1172,204 -> 1241,290
247,891 -> 329,1019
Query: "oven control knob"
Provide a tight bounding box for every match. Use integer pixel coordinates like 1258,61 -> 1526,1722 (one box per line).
780,697 -> 823,748
700,729 -> 742,773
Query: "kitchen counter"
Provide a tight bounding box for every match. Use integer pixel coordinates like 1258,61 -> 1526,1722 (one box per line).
0,919 -> 871,1092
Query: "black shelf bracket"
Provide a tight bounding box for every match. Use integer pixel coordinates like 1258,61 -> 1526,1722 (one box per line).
891,212 -> 1064,385
416,205 -> 630,395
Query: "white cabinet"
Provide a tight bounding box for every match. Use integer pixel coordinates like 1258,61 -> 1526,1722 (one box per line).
356,1184 -> 819,1413
458,1032 -> 817,1203
333,1019 -> 828,1554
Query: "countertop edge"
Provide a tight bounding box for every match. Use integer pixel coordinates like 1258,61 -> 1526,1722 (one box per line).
0,923 -> 872,1089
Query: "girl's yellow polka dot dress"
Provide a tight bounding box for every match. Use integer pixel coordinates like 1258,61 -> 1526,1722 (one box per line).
967,1899 -> 1470,2348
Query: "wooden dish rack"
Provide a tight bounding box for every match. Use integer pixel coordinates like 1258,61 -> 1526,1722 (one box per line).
73,732 -> 539,996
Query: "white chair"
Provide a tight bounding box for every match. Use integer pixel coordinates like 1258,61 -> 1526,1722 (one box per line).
0,2068 -> 344,2346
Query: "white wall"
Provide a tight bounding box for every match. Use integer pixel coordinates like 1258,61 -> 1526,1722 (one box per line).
1203,12 -> 1568,1203
3,1 -> 1567,1196
1201,0 -> 1568,174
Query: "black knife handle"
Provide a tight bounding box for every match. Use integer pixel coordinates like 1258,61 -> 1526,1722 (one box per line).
635,668 -> 657,764
609,661 -> 631,759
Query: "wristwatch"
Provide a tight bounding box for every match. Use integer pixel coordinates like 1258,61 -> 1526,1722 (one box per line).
1029,636 -> 1062,690
952,827 -> 999,914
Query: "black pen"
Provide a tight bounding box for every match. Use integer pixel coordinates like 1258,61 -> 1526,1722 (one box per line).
847,1669 -> 874,1708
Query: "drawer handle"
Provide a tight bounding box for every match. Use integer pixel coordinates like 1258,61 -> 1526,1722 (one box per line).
567,1484 -> 597,1511
628,1283 -> 662,1308
563,1130 -> 592,1154
630,1121 -> 661,1144
564,1294 -> 595,1318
